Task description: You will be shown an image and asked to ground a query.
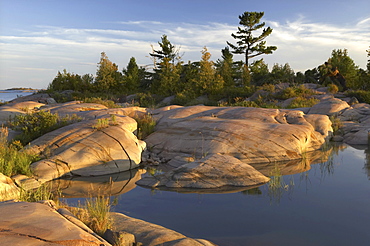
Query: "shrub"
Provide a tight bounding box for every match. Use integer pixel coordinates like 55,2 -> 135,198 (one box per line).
0,127 -> 38,176
286,96 -> 319,108
9,111 -> 81,145
345,90 -> 370,104
134,114 -> 156,139
275,85 -> 316,100
327,84 -> 339,94
83,97 -> 121,108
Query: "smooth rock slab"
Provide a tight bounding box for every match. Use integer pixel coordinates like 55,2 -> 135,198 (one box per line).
137,153 -> 270,190
0,200 -> 110,246
308,98 -> 349,116
146,106 -> 333,164
111,212 -> 215,246
27,115 -> 146,183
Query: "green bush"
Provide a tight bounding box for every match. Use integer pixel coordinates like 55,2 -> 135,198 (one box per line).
275,85 -> 316,100
83,97 -> 121,108
0,127 -> 38,176
134,114 -> 156,139
345,90 -> 370,104
286,96 -> 319,108
9,111 -> 81,144
327,84 -> 339,94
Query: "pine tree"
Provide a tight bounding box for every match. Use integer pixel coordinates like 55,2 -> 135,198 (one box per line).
150,35 -> 182,96
216,47 -> 235,87
122,57 -> 141,93
149,35 -> 180,65
227,11 -> 277,66
95,52 -> 121,92
193,47 -> 224,96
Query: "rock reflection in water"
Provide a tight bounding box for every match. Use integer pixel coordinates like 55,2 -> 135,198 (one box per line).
48,168 -> 144,198
138,144 -> 340,195
251,144 -> 340,177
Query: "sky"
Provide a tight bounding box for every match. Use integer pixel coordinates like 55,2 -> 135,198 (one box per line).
0,0 -> 369,90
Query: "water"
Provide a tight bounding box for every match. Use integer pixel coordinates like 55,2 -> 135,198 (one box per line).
0,90 -> 37,103
63,144 -> 370,246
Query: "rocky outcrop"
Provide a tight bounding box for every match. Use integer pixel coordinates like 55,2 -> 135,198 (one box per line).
40,101 -> 148,120
0,200 -> 111,246
141,106 -> 332,191
308,98 -> 349,116
338,103 -> 370,145
137,153 -> 270,191
111,212 -> 215,246
0,101 -> 45,124
27,115 -> 146,183
0,173 -> 20,201
147,106 -> 332,164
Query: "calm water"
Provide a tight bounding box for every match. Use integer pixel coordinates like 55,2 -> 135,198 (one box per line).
0,90 -> 36,102
64,144 -> 370,246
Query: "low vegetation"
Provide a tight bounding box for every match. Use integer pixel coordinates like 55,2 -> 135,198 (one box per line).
8,111 -> 81,145
134,113 -> 156,139
69,196 -> 113,236
0,127 -> 38,177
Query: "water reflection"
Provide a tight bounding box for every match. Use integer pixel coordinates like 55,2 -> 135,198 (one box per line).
48,168 -> 144,198
364,146 -> 370,179
49,143 -> 358,201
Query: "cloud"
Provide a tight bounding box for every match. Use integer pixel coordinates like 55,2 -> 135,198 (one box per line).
1,16 -> 369,89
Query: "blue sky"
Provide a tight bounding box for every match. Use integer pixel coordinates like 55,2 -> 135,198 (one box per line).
1,0 -> 369,89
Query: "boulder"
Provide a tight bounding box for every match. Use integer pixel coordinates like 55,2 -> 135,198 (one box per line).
337,103 -> 370,145
137,153 -> 270,190
146,106 -> 332,165
308,98 -> 349,116
27,115 -> 146,183
0,173 -> 20,201
111,212 -> 215,246
9,92 -> 54,104
0,200 -> 110,246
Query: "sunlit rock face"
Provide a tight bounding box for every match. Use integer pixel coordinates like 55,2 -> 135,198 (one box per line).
146,106 -> 333,164
137,153 -> 270,190
0,101 -> 45,124
0,200 -> 110,246
0,173 -> 20,201
308,98 -> 349,116
27,115 -> 146,183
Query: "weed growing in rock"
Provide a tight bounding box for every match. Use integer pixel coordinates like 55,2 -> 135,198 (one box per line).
93,118 -> 110,130
70,196 -> 113,236
329,115 -> 343,135
134,113 -> 156,139
18,183 -> 54,202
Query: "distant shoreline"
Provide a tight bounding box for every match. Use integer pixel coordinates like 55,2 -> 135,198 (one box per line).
0,88 -> 39,93
4,88 -> 38,91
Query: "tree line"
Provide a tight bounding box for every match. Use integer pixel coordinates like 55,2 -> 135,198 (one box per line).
47,12 -> 370,106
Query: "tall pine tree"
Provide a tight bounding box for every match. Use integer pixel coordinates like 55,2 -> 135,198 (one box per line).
227,12 -> 277,66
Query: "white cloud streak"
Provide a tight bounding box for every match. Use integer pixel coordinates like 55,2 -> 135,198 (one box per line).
0,17 -> 369,89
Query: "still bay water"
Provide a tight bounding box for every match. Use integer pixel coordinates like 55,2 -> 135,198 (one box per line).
0,89 -> 37,102
64,144 -> 370,246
